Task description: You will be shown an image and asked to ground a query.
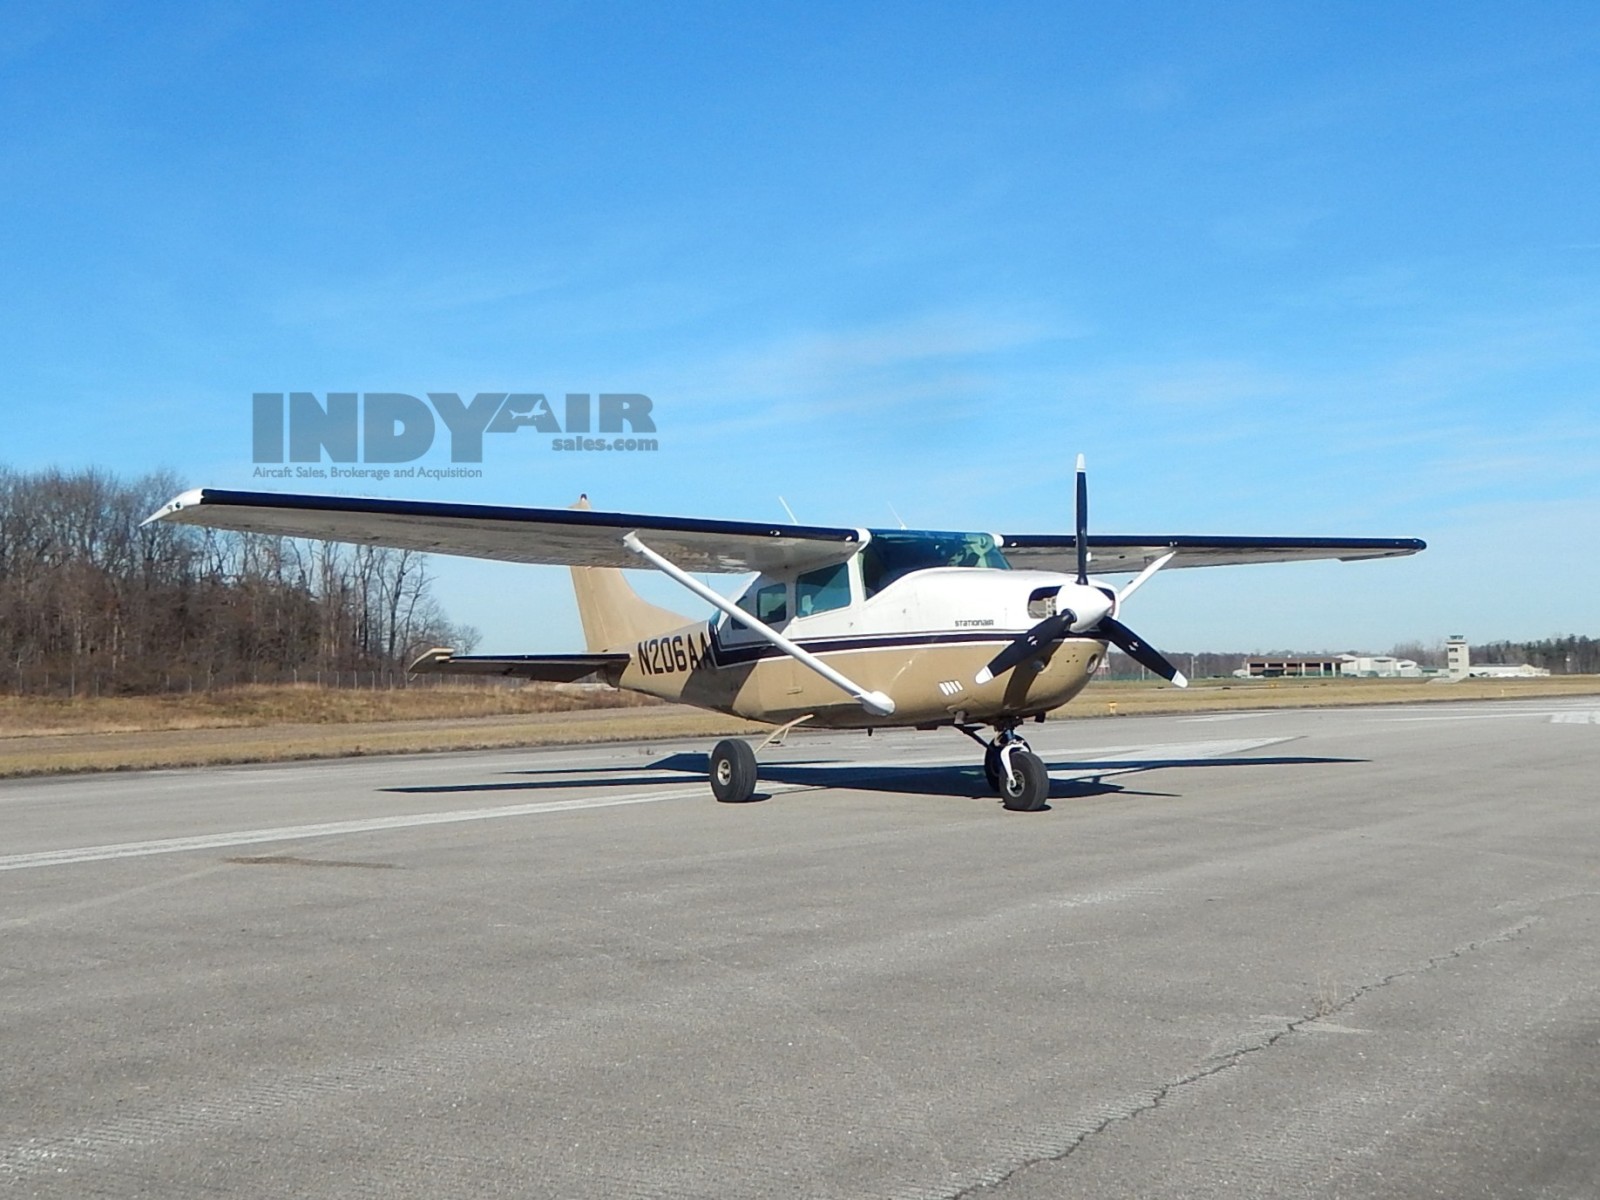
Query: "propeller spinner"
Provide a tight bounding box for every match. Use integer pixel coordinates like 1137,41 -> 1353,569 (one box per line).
976,456 -> 1187,688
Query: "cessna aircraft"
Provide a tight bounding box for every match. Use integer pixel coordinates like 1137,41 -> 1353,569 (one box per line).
147,461 -> 1423,811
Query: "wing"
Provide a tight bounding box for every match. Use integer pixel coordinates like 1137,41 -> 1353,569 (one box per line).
408,648 -> 629,681
145,488 -> 862,574
1001,533 -> 1426,573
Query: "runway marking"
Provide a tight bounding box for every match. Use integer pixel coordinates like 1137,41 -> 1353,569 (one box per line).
1379,709 -> 1593,722
1,736 -> 1295,874
1550,711 -> 1600,724
0,786 -> 710,873
1060,736 -> 1294,765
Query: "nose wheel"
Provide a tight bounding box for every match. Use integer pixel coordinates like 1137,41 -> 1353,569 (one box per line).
970,723 -> 1050,811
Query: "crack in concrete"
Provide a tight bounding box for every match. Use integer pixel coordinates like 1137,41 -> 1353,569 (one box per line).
946,915 -> 1540,1200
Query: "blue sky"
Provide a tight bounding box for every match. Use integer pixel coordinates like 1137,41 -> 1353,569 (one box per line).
3,2 -> 1597,655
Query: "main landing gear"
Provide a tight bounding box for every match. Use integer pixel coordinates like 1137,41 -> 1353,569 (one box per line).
964,721 -> 1050,811
708,737 -> 760,804
708,715 -> 814,805
709,719 -> 1052,812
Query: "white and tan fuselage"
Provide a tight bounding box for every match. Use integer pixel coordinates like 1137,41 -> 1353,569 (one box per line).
584,566 -> 1109,729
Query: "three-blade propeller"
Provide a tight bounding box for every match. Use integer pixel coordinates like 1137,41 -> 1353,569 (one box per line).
974,607 -> 1079,685
976,456 -> 1188,688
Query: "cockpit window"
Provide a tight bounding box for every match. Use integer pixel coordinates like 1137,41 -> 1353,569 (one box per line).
735,580 -> 789,624
796,561 -> 851,616
859,530 -> 1010,599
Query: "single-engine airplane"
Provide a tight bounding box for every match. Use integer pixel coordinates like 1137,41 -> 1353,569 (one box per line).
147,460 -> 1423,810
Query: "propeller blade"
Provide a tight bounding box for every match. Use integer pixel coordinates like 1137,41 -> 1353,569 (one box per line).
1074,453 -> 1089,586
1097,615 -> 1188,687
975,611 -> 1073,685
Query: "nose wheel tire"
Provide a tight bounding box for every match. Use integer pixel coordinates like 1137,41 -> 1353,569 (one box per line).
997,748 -> 1050,811
708,738 -> 759,804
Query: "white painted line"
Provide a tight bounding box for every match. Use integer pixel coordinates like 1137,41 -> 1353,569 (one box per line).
1077,736 -> 1293,761
1382,710 -> 1592,722
0,786 -> 709,873
1550,711 -> 1600,724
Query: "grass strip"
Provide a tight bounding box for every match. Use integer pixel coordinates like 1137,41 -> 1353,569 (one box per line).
2,676 -> 1597,778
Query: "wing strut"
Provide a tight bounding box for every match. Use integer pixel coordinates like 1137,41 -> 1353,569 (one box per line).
623,532 -> 895,717
1116,551 -> 1176,604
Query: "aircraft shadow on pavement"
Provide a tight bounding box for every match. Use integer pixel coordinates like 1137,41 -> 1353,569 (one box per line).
672,753 -> 1363,805
383,751 -> 1362,807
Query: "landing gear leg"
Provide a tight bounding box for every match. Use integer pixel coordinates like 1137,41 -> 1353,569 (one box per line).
708,715 -> 815,804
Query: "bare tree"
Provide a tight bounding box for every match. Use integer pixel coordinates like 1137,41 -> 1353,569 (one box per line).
0,464 -> 471,694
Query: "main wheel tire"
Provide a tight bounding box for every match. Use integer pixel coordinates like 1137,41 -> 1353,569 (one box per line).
708,738 -> 759,804
998,748 -> 1050,812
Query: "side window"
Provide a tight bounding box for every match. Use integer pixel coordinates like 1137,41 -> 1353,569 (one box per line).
756,584 -> 788,623
737,581 -> 789,624
796,561 -> 851,616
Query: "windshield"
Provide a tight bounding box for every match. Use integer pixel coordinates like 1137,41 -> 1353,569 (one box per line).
859,530 -> 1010,598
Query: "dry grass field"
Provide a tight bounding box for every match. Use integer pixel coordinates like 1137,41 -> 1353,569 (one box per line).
0,680 -> 659,737
0,683 -> 760,777
1,675 -> 1597,778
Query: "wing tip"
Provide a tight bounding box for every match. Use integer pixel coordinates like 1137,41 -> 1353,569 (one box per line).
141,487 -> 207,527
408,647 -> 455,673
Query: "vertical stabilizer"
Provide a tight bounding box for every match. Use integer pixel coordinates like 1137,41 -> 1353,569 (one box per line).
568,495 -> 692,651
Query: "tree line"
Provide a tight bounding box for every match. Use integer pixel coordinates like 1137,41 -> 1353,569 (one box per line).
1469,635 -> 1600,674
0,465 -> 476,695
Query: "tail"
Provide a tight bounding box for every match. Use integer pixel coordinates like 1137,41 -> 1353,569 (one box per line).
568,494 -> 691,652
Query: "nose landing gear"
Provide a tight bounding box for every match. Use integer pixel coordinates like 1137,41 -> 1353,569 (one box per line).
963,720 -> 1050,811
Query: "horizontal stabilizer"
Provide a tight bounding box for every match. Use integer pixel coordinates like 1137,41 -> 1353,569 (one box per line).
408,647 -> 629,682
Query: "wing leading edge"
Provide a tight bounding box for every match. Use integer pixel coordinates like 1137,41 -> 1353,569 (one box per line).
145,488 -> 1424,576
145,488 -> 863,574
1001,533 -> 1426,573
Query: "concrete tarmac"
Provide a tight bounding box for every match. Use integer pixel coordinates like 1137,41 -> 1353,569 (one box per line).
3,698 -> 1598,1198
